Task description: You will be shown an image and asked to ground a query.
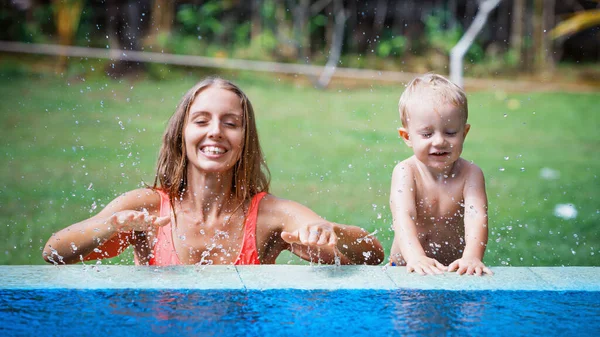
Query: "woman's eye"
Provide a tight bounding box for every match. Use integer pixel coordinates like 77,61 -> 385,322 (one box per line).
195,120 -> 208,125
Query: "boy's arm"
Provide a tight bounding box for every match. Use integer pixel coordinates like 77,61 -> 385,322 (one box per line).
390,162 -> 446,275
448,165 -> 493,275
267,197 -> 384,265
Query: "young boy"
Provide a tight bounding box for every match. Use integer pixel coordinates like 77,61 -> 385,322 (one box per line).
389,73 -> 492,276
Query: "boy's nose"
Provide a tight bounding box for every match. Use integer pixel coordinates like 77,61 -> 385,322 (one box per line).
432,133 -> 446,146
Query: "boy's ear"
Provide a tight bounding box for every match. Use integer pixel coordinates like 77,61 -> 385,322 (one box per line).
398,127 -> 412,147
463,124 -> 471,139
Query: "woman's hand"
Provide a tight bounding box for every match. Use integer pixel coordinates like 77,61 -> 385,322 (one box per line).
280,221 -> 339,248
107,210 -> 171,232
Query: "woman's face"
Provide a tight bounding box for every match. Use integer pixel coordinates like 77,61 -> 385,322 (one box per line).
184,87 -> 245,174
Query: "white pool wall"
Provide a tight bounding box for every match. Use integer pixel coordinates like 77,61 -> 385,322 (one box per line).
1,266 -> 598,291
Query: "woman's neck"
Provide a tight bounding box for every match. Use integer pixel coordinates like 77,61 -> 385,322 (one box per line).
180,170 -> 240,221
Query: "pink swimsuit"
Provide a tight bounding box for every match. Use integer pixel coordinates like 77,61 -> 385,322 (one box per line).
145,190 -> 265,266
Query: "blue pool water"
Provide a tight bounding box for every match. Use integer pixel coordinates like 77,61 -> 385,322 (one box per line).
1,289 -> 599,336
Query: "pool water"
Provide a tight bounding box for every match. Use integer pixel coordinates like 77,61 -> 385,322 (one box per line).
1,289 -> 599,336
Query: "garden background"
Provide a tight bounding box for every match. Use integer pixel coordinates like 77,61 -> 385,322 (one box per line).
0,0 -> 598,266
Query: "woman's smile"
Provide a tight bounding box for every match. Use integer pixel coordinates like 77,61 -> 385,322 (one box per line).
200,145 -> 228,156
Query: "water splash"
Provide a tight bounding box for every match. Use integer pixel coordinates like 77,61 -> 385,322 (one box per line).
553,204 -> 577,220
540,167 -> 560,180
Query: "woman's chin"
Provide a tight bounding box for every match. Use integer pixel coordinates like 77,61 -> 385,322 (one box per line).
196,162 -> 236,174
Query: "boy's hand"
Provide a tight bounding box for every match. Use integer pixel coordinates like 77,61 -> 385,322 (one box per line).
108,210 -> 170,232
281,222 -> 338,248
405,256 -> 448,275
448,257 -> 493,276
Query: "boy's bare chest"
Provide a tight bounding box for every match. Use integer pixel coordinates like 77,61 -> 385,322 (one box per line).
414,180 -> 465,220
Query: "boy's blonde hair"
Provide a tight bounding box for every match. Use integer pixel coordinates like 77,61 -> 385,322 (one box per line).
398,73 -> 468,127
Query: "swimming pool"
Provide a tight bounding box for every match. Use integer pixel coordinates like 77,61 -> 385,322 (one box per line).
1,266 -> 599,336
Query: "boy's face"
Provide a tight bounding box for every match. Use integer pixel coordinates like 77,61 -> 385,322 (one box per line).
398,98 -> 470,172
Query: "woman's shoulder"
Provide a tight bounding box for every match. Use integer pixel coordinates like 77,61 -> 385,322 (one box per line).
107,188 -> 164,214
257,193 -> 301,212
256,193 -> 319,225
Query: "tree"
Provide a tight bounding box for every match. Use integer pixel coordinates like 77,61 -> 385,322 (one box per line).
510,0 -> 525,67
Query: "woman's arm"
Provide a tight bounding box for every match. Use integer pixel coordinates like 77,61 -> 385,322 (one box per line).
263,196 -> 384,265
42,188 -> 168,264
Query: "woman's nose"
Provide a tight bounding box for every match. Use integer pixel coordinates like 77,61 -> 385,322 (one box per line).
207,121 -> 223,138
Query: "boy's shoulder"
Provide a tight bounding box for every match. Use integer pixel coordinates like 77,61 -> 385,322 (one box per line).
456,158 -> 483,173
455,158 -> 485,182
392,156 -> 417,174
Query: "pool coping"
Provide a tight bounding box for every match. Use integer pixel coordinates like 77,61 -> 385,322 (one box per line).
1,265 -> 598,291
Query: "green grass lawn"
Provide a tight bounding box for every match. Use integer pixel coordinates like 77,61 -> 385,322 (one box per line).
0,63 -> 598,266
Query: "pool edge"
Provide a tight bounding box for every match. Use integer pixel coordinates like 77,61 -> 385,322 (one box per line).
0,265 -> 598,291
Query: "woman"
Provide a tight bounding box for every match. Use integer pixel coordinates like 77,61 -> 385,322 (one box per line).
43,77 -> 384,266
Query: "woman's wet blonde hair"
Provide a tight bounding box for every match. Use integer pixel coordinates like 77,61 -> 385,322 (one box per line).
398,73 -> 468,127
153,77 -> 270,213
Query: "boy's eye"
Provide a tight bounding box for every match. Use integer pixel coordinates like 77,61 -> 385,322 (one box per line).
446,131 -> 457,136
421,133 -> 432,138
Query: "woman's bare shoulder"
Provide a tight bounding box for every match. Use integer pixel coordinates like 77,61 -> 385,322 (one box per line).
103,188 -> 163,215
256,193 -> 319,228
257,193 -> 289,218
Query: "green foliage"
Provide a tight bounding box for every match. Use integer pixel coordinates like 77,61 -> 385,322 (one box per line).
233,22 -> 252,48
261,0 -> 277,19
0,4 -> 52,43
376,35 -> 407,58
310,14 -> 327,32
176,2 -> 224,39
73,5 -> 97,46
424,11 -> 484,63
159,32 -> 208,56
234,30 -> 278,60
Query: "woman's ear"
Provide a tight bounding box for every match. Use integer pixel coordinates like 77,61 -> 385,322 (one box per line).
398,127 -> 412,147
